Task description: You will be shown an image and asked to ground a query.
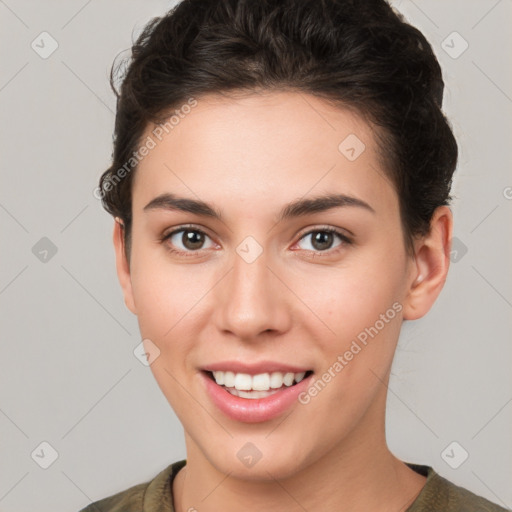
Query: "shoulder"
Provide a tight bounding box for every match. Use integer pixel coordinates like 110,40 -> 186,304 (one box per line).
77,460 -> 186,512
78,481 -> 147,512
433,473 -> 510,512
407,463 -> 510,512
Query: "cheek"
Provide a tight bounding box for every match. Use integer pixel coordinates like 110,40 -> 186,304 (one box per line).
302,252 -> 405,339
295,259 -> 404,432
128,258 -> 204,409
128,238 -> 211,338
297,243 -> 407,403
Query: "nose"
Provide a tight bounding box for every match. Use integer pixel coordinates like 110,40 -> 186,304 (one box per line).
212,248 -> 293,342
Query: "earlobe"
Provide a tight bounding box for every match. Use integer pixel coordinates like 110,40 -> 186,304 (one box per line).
113,218 -> 137,315
402,206 -> 453,320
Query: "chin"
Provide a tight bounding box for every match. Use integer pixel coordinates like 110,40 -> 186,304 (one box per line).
198,435 -> 315,482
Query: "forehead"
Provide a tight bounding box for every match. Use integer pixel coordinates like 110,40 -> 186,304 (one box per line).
132,91 -> 398,220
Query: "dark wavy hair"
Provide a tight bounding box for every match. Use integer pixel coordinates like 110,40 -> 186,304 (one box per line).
98,0 -> 458,261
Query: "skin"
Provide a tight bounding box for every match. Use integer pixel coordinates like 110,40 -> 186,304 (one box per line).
113,91 -> 452,512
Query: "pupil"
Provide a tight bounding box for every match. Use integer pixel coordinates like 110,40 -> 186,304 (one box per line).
184,230 -> 204,249
312,231 -> 332,251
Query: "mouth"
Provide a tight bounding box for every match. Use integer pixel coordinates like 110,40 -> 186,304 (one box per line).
202,369 -> 314,399
200,368 -> 315,423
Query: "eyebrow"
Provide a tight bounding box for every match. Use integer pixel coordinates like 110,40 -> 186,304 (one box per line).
143,192 -> 375,222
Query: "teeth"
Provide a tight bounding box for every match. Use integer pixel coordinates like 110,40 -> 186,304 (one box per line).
223,371 -> 235,387
295,371 -> 306,383
210,370 -> 309,390
213,371 -> 224,385
283,372 -> 295,386
234,373 -> 252,390
226,388 -> 281,399
269,372 -> 284,389
252,373 -> 270,391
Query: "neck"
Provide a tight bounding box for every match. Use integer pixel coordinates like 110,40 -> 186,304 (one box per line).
173,390 -> 426,512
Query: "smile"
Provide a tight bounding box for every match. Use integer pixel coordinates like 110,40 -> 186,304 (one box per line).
200,367 -> 315,423
207,370 -> 311,399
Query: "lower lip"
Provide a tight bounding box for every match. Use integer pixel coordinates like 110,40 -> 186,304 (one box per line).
200,371 -> 313,423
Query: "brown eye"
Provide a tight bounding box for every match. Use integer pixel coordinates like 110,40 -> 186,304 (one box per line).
296,228 -> 351,253
180,230 -> 205,250
310,231 -> 335,251
163,227 -> 215,254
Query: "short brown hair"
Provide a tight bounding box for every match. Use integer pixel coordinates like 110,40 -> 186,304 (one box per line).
98,0 -> 458,259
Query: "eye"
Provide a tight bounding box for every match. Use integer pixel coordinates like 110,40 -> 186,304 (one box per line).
161,225 -> 352,258
295,227 -> 352,254
162,226 -> 216,256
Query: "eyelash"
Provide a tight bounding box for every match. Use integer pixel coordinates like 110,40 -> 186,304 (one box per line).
160,224 -> 353,258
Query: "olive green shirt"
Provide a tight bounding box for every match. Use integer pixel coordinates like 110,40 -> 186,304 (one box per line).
78,460 -> 510,511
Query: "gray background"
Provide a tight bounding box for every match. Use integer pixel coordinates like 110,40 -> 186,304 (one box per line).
0,1 -> 511,511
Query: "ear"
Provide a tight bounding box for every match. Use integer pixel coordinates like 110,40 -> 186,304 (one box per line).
402,206 -> 453,320
113,218 -> 137,315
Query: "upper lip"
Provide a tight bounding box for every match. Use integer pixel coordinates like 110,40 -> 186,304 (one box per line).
202,360 -> 312,375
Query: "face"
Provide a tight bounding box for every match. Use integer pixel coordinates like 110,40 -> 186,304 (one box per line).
114,91 -> 443,480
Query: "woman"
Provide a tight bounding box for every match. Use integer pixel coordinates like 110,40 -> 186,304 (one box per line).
81,0 -> 509,510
